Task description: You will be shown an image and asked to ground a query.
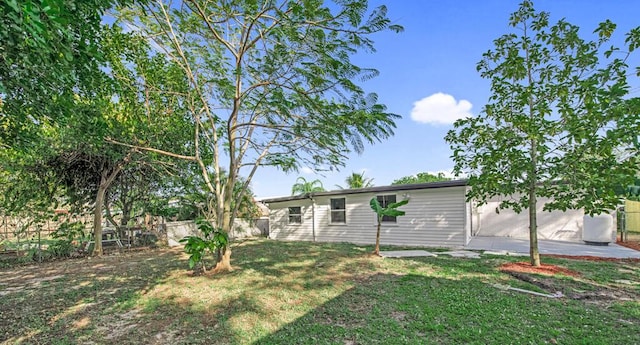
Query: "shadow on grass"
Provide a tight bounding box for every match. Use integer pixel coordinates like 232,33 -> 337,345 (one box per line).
0,249 -> 185,344
3,239 -> 639,344
254,271 -> 640,345
184,239 -> 640,344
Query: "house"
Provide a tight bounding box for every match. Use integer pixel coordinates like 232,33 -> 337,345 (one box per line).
260,180 -> 590,248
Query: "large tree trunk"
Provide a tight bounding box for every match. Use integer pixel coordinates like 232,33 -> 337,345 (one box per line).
92,154 -> 132,256
526,30 -> 541,267
528,186 -> 540,266
213,174 -> 235,273
92,172 -> 108,256
213,189 -> 234,272
528,127 -> 541,267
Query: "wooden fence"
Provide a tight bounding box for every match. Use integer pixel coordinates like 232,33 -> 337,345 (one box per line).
0,214 -> 93,252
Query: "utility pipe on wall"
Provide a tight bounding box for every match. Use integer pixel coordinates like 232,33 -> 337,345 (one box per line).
310,196 -> 316,242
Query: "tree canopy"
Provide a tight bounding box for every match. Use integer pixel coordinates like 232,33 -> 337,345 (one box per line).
114,0 -> 403,271
0,0 -> 134,149
445,1 -> 640,266
391,172 -> 451,185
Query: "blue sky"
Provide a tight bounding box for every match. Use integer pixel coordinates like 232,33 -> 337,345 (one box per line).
251,0 -> 640,198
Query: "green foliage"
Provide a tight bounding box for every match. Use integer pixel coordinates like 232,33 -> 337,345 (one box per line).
291,177 -> 326,195
115,1 -> 403,267
45,239 -> 76,259
445,1 -> 639,265
52,221 -> 87,243
336,171 -> 374,189
369,197 -> 409,220
391,172 -> 451,185
0,0 -> 131,149
447,1 -> 638,215
179,218 -> 229,271
622,177 -> 640,201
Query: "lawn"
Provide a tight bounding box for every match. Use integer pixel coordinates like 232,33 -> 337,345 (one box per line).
0,239 -> 638,344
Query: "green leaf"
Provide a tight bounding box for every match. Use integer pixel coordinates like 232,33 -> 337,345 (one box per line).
369,197 -> 383,213
387,199 -> 409,209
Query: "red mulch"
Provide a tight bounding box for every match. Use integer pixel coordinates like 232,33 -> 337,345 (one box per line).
543,254 -> 640,263
538,239 -> 640,263
531,239 -> 640,263
617,240 -> 640,251
499,262 -> 581,277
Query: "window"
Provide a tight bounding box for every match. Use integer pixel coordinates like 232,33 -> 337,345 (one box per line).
330,198 -> 346,224
377,194 -> 397,223
288,207 -> 302,224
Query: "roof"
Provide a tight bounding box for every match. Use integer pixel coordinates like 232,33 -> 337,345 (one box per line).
259,179 -> 468,204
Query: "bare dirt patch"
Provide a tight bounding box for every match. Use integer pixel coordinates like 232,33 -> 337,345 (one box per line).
499,262 -> 639,306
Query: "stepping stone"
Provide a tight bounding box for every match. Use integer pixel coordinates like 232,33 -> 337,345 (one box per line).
439,250 -> 481,259
379,250 -> 438,258
483,250 -> 529,257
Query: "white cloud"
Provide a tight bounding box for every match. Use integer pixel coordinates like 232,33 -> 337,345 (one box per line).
301,166 -> 314,174
410,93 -> 472,125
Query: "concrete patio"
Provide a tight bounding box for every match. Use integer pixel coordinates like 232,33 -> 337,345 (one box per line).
465,236 -> 640,259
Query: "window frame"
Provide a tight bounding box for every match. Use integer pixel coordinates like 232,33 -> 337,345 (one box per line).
288,206 -> 302,224
329,198 -> 346,224
376,194 -> 398,223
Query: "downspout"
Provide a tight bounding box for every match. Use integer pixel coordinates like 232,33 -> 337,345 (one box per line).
310,195 -> 316,242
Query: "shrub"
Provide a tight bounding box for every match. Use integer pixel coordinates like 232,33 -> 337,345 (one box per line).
179,218 -> 228,273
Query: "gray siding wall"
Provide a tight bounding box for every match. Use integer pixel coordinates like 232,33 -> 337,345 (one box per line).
268,199 -> 315,241
474,196 -> 584,242
267,186 -> 467,247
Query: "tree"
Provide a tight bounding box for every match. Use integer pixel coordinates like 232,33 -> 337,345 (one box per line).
116,0 -> 403,271
0,0 -> 132,149
445,1 -> 639,266
391,172 -> 451,185
369,197 -> 408,255
336,171 -> 374,189
291,177 -> 326,195
1,23 -> 193,256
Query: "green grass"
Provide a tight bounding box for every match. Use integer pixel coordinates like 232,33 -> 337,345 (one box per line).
0,239 -> 638,344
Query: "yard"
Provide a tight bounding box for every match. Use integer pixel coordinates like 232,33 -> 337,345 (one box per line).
0,239 -> 638,344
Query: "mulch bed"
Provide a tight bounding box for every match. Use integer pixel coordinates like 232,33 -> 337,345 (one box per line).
616,240 -> 640,251
499,262 -> 581,277
499,240 -> 640,277
543,254 -> 640,263
538,239 -> 640,263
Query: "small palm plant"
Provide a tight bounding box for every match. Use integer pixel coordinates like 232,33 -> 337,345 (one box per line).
370,197 -> 409,255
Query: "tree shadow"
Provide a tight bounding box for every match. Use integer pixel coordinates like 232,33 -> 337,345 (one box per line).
0,248 -> 185,344
2,240 -> 638,344
254,271 -> 640,345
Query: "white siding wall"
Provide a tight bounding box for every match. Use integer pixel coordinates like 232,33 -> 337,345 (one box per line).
267,186 -> 467,247
268,199 -> 315,241
474,196 -> 584,242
